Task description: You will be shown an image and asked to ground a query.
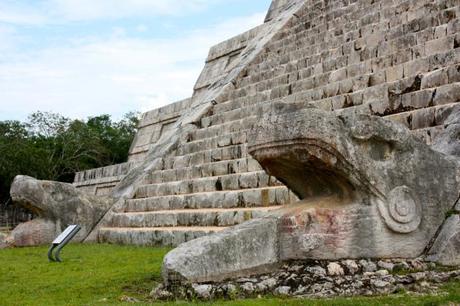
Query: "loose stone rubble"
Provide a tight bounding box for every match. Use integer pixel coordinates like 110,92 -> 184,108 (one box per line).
152,259 -> 460,301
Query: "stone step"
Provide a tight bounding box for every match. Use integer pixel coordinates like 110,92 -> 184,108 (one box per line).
213,90 -> 270,115
315,74 -> 459,114
277,13 -> 458,95
248,43 -> 459,116
136,171 -> 279,198
182,131 -> 248,155
248,5 -> 457,81
98,226 -> 226,247
164,143 -> 247,169
227,28 -> 458,109
384,102 -> 460,131
124,186 -> 292,212
199,103 -> 264,130
188,115 -> 257,143
110,207 -> 280,228
285,0 -> 435,42
199,40 -> 458,135
373,83 -> 460,119
144,158 -> 263,185
412,125 -> 445,146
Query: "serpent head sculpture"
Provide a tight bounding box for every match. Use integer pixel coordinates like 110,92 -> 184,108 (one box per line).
162,103 -> 460,284
249,104 -> 460,260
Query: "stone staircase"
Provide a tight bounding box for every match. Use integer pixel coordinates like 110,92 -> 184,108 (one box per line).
98,100 -> 295,246
76,0 -> 460,247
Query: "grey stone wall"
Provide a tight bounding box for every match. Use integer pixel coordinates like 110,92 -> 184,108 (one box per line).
128,98 -> 192,163
73,98 -> 192,195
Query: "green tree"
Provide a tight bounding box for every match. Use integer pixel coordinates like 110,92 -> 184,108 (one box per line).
0,121 -> 39,200
0,111 -> 139,205
86,112 -> 138,165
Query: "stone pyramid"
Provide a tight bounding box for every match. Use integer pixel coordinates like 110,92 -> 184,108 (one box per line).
72,0 -> 460,247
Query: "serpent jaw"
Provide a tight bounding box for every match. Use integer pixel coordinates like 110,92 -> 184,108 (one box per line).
248,105 -> 460,259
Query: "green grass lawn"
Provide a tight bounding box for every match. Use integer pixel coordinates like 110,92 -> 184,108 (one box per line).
0,244 -> 459,306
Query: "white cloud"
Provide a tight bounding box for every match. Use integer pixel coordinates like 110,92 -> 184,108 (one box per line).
0,0 -> 234,25
0,25 -> 17,51
136,24 -> 148,33
0,2 -> 46,25
46,0 -> 218,21
111,26 -> 127,38
0,12 -> 266,120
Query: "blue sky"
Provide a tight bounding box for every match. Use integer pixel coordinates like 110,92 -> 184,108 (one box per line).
0,0 -> 271,121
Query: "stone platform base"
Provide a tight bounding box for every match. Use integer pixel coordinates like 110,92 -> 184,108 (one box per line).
152,259 -> 460,301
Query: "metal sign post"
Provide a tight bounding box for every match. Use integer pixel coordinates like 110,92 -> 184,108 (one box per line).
48,225 -> 81,262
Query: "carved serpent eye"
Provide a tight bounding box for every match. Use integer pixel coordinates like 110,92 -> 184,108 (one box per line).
377,186 -> 422,233
366,138 -> 395,161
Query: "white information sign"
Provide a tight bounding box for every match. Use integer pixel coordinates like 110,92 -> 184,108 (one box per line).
52,225 -> 79,244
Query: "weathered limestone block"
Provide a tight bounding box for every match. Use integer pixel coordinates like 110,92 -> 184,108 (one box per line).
425,36 -> 454,57
386,65 -> 404,82
433,105 -> 460,157
239,172 -> 259,189
411,108 -> 436,130
433,83 -> 460,106
7,175 -> 113,246
162,218 -> 280,284
329,68 -> 347,83
221,174 -> 240,190
5,219 -> 57,247
161,104 -> 460,283
447,64 -> 460,83
421,69 -> 448,89
426,214 -> 460,266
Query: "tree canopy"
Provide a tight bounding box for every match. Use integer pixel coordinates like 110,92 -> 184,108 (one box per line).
0,111 -> 139,205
